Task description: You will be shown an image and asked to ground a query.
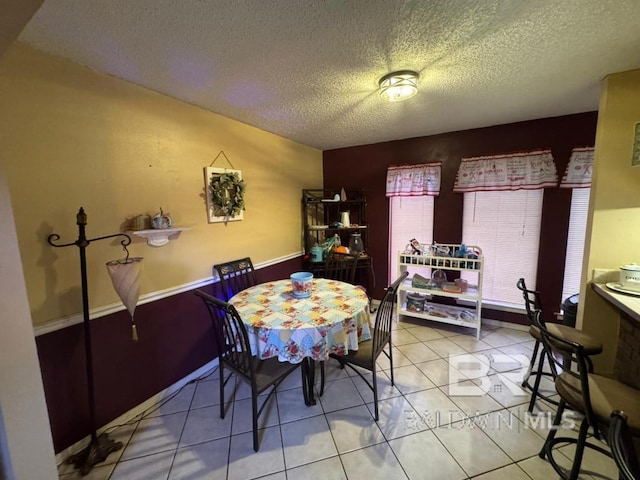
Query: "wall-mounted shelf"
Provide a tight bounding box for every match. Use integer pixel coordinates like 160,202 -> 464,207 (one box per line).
129,227 -> 190,247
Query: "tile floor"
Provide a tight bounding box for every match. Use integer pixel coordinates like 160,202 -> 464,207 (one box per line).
58,318 -> 620,480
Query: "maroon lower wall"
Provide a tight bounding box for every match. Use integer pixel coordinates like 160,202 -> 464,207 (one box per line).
36,256 -> 303,453
323,112 -> 598,325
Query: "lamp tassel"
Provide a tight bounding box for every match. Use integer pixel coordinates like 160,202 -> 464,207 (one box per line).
131,322 -> 139,342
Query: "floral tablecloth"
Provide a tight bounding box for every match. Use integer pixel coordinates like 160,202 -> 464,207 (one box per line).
229,278 -> 371,363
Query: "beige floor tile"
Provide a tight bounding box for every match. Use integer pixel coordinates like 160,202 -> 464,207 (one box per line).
375,348 -> 412,370
318,377 -> 365,413
433,421 -> 512,477
179,405 -> 232,447
480,331 -> 517,348
485,373 -> 531,408
449,334 -> 494,353
389,429 -> 467,480
424,337 -> 468,358
168,437 -> 230,480
404,387 -> 463,428
191,377 -> 223,409
392,328 -> 421,346
231,395 -> 280,435
341,443 -> 409,479
146,383 -> 197,418
349,368 -> 402,403
281,415 -> 337,469
120,412 -> 187,461
473,410 -> 546,461
471,463 -> 531,479
396,341 -> 439,363
326,405 -> 385,453
559,441 -> 619,480
493,327 -> 534,343
285,456 -> 346,480
403,325 -> 445,341
517,451 -> 593,480
110,450 -> 175,480
227,426 -> 285,480
446,382 -> 505,417
392,364 -> 436,394
367,395 -> 429,440
276,385 -> 324,424
414,358 -> 457,386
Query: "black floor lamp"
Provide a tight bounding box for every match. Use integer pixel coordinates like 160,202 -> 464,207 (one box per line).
48,208 -> 132,475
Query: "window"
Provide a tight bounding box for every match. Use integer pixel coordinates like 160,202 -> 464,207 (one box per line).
389,196 -> 434,283
461,190 -> 543,306
561,188 -> 590,302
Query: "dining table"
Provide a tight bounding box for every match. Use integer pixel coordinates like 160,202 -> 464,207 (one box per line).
228,277 -> 371,405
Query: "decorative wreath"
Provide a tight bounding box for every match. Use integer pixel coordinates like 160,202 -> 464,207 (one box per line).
210,172 -> 246,217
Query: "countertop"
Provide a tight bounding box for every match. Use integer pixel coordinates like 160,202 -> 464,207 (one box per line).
592,282 -> 640,324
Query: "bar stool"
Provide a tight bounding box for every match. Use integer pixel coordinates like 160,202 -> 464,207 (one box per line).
516,278 -> 603,412
533,310 -> 640,480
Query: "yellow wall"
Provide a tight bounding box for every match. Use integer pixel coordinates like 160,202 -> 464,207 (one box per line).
580,68 -> 640,373
0,43 -> 323,326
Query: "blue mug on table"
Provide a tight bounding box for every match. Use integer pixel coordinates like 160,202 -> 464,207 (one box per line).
290,272 -> 313,298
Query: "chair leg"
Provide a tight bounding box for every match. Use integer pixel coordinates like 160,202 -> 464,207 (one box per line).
540,400 -> 565,459
372,368 -> 379,421
219,364 -> 225,419
388,343 -> 395,386
319,361 -> 325,397
522,340 -> 541,387
528,346 -> 546,413
252,392 -> 259,452
568,418 -> 590,480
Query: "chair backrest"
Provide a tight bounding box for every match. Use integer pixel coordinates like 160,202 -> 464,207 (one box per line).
370,271 -> 409,360
194,289 -> 255,385
608,411 -> 640,480
213,257 -> 258,300
532,309 -> 597,429
323,251 -> 359,284
516,278 -> 544,325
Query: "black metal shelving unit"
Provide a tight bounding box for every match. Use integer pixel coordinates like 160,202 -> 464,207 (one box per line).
301,189 -> 375,291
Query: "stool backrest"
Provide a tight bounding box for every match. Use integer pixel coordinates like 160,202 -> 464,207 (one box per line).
517,278 -> 544,325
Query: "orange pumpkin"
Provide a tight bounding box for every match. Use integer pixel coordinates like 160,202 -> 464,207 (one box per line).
333,245 -> 348,253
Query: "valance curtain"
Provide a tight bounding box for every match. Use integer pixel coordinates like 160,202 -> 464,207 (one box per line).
453,150 -> 558,193
386,162 -> 441,197
560,147 -> 594,188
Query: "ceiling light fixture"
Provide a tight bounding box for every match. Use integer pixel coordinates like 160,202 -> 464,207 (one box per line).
379,70 -> 419,102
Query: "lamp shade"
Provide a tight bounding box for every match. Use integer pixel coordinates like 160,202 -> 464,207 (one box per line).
106,257 -> 143,341
379,70 -> 419,102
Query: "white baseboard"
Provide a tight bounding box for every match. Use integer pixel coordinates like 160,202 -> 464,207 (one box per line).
55,358 -> 219,465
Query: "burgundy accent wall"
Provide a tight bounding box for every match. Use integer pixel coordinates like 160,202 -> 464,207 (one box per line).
323,112 -> 598,325
36,256 -> 304,453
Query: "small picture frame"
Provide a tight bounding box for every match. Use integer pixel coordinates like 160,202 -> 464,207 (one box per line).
633,122 -> 640,167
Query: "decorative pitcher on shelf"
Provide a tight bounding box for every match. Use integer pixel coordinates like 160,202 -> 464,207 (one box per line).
340,211 -> 350,227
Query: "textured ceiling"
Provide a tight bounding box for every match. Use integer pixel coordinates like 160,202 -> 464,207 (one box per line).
17,0 -> 640,150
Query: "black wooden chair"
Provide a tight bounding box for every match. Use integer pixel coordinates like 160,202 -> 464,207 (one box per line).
533,309 -> 640,480
323,251 -> 359,284
213,257 -> 258,300
516,278 -> 603,412
608,411 -> 640,480
194,289 -> 300,452
329,271 -> 408,421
